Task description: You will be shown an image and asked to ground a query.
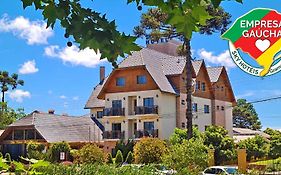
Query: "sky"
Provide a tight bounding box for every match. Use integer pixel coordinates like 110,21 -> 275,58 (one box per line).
1,0 -> 281,129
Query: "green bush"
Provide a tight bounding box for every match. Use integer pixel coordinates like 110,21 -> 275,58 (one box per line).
125,151 -> 133,164
238,135 -> 269,161
47,141 -> 71,163
115,150 -> 123,166
38,164 -> 157,175
0,152 -> 3,158
163,138 -> 208,174
169,126 -> 202,145
74,144 -> 107,164
107,153 -> 113,164
134,138 -> 168,164
26,141 -> 46,160
5,153 -> 11,162
113,139 -> 135,158
204,126 -> 237,165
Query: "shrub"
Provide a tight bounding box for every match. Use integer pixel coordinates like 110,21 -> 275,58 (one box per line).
107,153 -> 113,164
125,151 -> 133,164
115,150 -> 123,166
26,141 -> 46,160
75,144 -> 107,164
113,139 -> 135,158
134,138 -> 167,164
238,135 -> 269,161
5,153 -> 11,162
163,138 -> 208,174
169,126 -> 202,145
204,126 -> 237,165
48,141 -> 71,163
0,152 -> 3,158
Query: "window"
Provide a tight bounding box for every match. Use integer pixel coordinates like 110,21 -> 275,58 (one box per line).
204,105 -> 210,114
196,81 -> 201,90
116,77 -> 125,86
181,122 -> 185,128
221,86 -> 224,91
221,106 -> 225,111
137,75 -> 147,84
143,98 -> 154,107
192,103 -> 198,112
144,122 -> 155,136
97,111 -> 103,118
25,129 -> 35,140
112,100 -> 122,109
201,82 -> 206,91
217,106 -> 220,110
14,130 -> 24,140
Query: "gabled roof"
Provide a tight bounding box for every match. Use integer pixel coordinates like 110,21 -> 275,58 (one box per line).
192,60 -> 203,76
6,112 -> 102,143
206,67 -> 224,82
85,77 -> 107,109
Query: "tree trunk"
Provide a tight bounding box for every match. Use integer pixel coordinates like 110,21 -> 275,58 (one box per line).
184,39 -> 193,140
1,91 -> 4,103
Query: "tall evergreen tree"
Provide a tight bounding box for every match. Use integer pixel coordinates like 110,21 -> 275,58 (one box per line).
0,71 -> 24,103
134,7 -> 231,139
233,99 -> 262,130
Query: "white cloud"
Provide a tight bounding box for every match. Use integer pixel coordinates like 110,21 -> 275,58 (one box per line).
59,95 -> 67,99
19,60 -> 39,74
72,96 -> 79,101
44,45 -> 104,68
0,14 -> 53,45
8,89 -> 31,103
197,49 -> 236,70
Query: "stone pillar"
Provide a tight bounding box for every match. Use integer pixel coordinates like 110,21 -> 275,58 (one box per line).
238,149 -> 247,173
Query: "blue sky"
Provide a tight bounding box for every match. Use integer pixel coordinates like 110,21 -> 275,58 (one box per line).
1,0 -> 281,129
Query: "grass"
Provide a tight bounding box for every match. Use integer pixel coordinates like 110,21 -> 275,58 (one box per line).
250,157 -> 281,166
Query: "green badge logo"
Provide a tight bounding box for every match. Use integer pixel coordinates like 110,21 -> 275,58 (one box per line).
222,8 -> 281,77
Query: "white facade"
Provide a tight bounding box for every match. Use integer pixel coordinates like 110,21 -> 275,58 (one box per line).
192,96 -> 212,132
99,90 -> 176,140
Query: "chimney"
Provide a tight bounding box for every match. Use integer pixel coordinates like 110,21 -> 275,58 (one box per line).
48,109 -> 55,114
100,66 -> 105,84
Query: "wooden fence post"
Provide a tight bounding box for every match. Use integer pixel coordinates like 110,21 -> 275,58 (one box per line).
238,149 -> 247,173
208,149 -> 215,166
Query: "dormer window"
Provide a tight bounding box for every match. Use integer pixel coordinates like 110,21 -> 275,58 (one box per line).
202,82 -> 206,91
116,77 -> 125,86
196,81 -> 201,90
137,75 -> 147,84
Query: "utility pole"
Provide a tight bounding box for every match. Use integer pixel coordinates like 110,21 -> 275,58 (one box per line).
184,39 -> 193,140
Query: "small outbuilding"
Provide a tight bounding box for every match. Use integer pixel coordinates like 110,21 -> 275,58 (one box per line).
0,111 -> 102,160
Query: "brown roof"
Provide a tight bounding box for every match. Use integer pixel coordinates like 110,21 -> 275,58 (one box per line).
7,112 -> 102,143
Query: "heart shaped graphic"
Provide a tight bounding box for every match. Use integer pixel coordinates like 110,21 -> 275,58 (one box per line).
255,39 -> 270,52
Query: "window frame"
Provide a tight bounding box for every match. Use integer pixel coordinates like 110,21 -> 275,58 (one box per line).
201,82 -> 206,91
137,75 -> 147,84
204,105 -> 210,114
116,77 -> 125,86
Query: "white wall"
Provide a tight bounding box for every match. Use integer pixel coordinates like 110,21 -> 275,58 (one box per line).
192,96 -> 212,132
103,90 -> 177,140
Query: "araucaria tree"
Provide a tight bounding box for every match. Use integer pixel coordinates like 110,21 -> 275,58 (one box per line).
134,5 -> 231,139
0,71 -> 24,103
233,99 -> 262,130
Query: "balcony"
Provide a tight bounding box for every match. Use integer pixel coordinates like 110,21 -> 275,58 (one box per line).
103,130 -> 125,139
134,129 -> 159,138
103,108 -> 125,116
135,106 -> 158,115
